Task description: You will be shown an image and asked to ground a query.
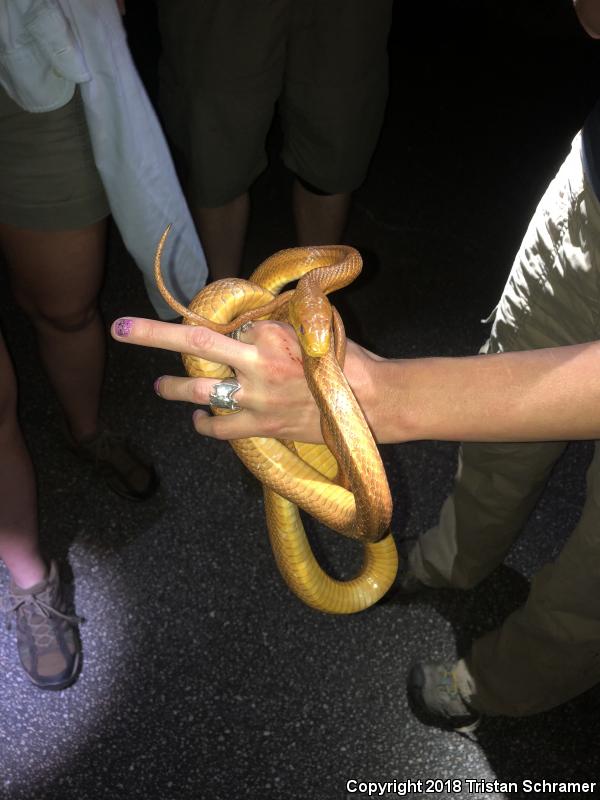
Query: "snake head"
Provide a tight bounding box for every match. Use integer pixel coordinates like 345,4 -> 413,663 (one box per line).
289,287 -> 333,358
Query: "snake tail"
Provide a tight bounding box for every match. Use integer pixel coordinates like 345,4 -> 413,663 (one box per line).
154,224 -> 293,332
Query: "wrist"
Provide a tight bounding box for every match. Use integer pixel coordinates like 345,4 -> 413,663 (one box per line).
369,358 -> 419,443
345,349 -> 417,444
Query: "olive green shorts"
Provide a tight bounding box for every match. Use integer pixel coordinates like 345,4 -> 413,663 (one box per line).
0,86 -> 109,230
157,0 -> 393,206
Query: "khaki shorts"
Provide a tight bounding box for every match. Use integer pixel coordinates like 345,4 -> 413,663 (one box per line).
0,86 -> 109,230
157,0 -> 393,206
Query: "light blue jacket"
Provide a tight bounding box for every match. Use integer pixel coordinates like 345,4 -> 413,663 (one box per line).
0,0 -> 207,319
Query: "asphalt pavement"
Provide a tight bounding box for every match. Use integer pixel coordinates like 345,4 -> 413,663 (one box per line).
1,4 -> 600,799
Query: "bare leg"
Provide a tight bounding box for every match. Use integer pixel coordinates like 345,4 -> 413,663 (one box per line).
0,331 -> 46,589
292,179 -> 351,246
1,220 -> 108,443
193,192 -> 249,280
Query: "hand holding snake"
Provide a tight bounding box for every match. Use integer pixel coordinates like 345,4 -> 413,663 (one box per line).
111,229 -> 399,613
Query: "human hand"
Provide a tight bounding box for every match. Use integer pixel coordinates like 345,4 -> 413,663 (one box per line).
111,317 -> 328,443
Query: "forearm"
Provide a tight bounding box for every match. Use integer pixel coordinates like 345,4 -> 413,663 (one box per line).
356,341 -> 600,444
110,316 -> 600,447
574,0 -> 600,37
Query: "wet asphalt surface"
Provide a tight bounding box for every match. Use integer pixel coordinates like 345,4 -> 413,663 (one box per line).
2,3 -> 600,799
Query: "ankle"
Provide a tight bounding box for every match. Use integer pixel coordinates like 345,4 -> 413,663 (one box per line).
11,561 -> 49,591
67,421 -> 100,445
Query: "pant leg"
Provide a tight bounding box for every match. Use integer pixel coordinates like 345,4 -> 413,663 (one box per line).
409,132 -> 600,589
410,440 -> 567,589
281,0 -> 393,194
156,0 -> 289,207
468,442 -> 600,715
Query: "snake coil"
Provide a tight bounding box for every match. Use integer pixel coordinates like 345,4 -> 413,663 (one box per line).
154,226 -> 398,614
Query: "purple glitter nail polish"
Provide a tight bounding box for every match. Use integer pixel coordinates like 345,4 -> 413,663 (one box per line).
115,318 -> 133,337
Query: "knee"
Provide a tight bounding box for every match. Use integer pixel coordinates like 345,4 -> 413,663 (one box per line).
23,299 -> 99,335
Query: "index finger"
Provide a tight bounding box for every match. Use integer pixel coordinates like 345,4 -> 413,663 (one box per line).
111,316 -> 255,370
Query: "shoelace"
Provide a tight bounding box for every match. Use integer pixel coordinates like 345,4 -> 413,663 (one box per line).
436,666 -> 480,734
5,594 -> 83,643
438,668 -> 461,700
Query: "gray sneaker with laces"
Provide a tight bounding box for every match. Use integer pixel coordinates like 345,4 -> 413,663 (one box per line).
6,561 -> 82,690
407,659 -> 481,732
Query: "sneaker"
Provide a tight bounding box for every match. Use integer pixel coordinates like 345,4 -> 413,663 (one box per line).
6,561 -> 82,690
68,423 -> 158,501
407,659 -> 481,732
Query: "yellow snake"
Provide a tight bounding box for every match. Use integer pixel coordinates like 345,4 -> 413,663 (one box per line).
154,227 -> 398,614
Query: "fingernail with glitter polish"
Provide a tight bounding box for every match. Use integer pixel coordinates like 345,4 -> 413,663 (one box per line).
115,318 -> 133,337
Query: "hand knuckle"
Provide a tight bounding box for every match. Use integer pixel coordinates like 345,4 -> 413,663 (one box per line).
145,320 -> 170,343
212,422 -> 231,441
262,417 -> 281,438
191,380 -> 205,404
187,325 -> 214,352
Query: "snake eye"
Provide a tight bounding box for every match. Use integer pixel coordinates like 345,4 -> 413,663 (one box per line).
299,324 -> 305,335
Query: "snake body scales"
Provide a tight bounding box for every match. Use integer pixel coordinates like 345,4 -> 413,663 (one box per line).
154,226 -> 398,614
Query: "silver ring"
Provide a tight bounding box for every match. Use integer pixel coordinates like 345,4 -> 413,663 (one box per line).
228,321 -> 254,342
209,377 -> 241,412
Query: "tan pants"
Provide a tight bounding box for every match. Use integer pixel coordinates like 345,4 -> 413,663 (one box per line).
409,133 -> 600,716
